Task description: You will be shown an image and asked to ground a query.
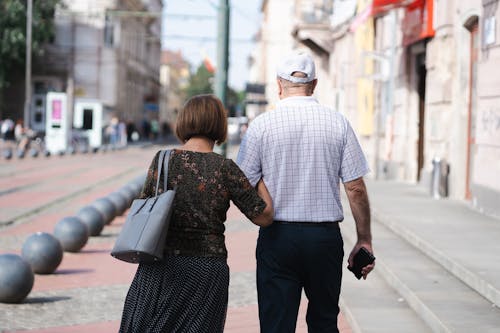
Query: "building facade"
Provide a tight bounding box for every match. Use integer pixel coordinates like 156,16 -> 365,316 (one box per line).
28,0 -> 162,133
249,0 -> 297,110
251,0 -> 500,217
159,49 -> 190,132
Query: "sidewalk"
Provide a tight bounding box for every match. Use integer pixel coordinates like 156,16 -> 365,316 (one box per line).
337,179 -> 500,332
366,179 -> 500,307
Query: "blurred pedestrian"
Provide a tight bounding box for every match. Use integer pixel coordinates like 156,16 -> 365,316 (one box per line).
237,51 -> 375,333
1,118 -> 15,151
14,119 -> 24,142
14,119 -> 33,152
119,94 -> 274,332
126,121 -> 136,142
161,121 -> 171,138
118,120 -> 127,147
108,117 -> 119,147
150,118 -> 159,141
1,118 -> 15,142
141,118 -> 151,140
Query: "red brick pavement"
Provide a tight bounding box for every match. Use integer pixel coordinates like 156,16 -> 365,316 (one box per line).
1,147 -> 352,332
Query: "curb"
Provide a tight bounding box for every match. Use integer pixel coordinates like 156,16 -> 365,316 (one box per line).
372,209 -> 500,308
341,223 -> 451,333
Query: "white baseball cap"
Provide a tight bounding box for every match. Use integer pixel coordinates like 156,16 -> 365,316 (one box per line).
276,51 -> 316,83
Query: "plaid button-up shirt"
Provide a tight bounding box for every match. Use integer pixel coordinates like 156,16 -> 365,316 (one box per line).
237,96 -> 369,222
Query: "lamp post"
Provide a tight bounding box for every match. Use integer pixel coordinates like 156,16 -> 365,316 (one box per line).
24,0 -> 33,130
214,0 -> 230,157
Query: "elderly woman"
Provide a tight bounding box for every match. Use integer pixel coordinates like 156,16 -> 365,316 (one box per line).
119,94 -> 274,333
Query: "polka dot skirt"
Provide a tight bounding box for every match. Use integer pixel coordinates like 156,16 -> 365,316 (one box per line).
119,256 -> 229,333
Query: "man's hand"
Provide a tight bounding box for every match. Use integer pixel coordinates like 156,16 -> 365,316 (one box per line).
348,242 -> 375,280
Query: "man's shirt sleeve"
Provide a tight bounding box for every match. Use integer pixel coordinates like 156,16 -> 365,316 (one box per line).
236,120 -> 262,187
339,119 -> 370,183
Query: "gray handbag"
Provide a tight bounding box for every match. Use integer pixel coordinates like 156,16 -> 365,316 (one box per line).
111,150 -> 175,263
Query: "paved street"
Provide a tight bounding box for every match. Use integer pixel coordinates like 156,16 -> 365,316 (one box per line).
0,144 -> 351,333
2,143 -> 500,333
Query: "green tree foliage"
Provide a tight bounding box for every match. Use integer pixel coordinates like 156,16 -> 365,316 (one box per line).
184,62 -> 245,116
227,87 -> 245,117
0,0 -> 60,88
184,63 -> 214,98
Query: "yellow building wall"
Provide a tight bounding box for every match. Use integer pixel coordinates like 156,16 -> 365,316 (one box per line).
354,0 -> 375,136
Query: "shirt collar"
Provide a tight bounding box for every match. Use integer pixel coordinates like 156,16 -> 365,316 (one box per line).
277,95 -> 319,106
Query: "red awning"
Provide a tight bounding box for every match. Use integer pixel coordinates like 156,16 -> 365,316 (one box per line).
350,0 -> 424,31
402,0 -> 435,45
372,0 -> 424,14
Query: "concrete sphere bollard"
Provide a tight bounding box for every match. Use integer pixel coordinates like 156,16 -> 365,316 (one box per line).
128,182 -> 142,197
53,216 -> 89,252
134,175 -> 146,186
122,184 -> 140,206
3,148 -> 12,160
92,197 -> 117,225
0,254 -> 34,303
134,181 -> 145,195
29,148 -> 39,158
108,192 -> 129,216
130,181 -> 142,193
77,206 -> 105,236
16,149 -> 25,159
118,186 -> 135,207
21,232 -> 63,274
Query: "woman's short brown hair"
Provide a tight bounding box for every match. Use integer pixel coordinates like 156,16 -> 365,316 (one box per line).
175,94 -> 227,144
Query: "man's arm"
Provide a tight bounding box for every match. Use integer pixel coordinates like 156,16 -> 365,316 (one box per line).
343,177 -> 374,279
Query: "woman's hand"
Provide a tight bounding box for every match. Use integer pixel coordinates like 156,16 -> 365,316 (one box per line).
252,179 -> 274,227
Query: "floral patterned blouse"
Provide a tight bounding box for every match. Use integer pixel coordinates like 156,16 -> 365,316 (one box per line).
139,149 -> 266,258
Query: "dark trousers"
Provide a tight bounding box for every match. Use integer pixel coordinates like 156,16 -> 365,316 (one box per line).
256,222 -> 344,333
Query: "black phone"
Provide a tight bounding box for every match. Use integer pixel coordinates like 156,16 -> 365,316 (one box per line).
347,247 -> 375,280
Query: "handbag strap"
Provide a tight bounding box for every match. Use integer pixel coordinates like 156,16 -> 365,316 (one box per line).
154,150 -> 172,196
162,150 -> 172,192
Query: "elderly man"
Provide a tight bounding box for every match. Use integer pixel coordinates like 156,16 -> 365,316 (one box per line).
237,51 -> 375,333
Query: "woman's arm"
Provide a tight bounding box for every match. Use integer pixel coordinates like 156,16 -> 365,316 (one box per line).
225,159 -> 273,227
250,180 -> 274,227
138,151 -> 161,199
